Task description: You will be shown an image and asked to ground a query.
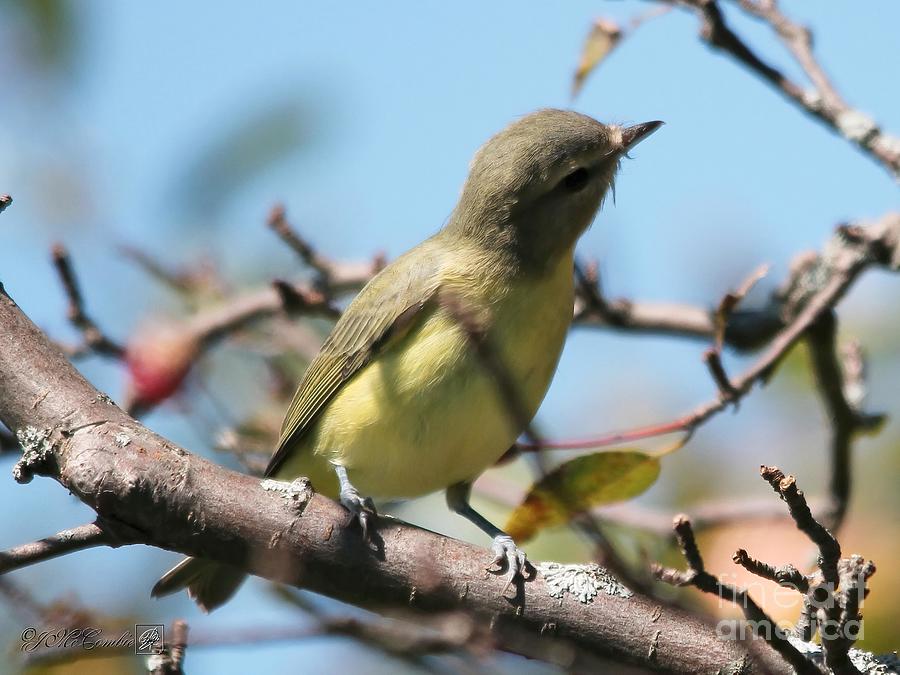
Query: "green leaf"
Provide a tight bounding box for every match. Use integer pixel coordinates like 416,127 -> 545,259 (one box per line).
505,450 -> 660,542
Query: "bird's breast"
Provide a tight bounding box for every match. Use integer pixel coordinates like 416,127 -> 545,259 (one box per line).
292,251 -> 575,499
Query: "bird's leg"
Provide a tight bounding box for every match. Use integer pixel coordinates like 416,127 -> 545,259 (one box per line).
333,464 -> 377,542
446,481 -> 535,588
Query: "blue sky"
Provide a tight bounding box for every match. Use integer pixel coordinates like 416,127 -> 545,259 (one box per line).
0,1 -> 898,671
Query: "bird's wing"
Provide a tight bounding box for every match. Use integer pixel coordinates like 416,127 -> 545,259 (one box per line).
264,242 -> 444,477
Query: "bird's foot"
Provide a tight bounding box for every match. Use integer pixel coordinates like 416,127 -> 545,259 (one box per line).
339,485 -> 378,546
487,534 -> 535,592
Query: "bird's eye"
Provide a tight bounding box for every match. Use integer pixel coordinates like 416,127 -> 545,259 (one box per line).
561,167 -> 589,192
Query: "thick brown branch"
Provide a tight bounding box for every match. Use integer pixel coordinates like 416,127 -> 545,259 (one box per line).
0,284 -> 787,674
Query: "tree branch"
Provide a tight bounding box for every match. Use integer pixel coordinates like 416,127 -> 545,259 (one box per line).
267,203 -> 385,294
805,317 -> 885,531
51,244 -> 125,359
0,522 -> 122,574
0,283 -> 787,674
665,0 -> 900,178
653,515 -> 821,675
524,214 -> 899,453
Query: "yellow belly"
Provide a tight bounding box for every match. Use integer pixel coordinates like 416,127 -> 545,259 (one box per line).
275,252 -> 574,500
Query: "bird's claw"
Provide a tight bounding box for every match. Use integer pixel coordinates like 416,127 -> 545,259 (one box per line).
487,534 -> 534,592
339,487 -> 378,547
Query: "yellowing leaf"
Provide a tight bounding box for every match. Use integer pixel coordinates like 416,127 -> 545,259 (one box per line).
572,19 -> 622,99
505,450 -> 660,542
571,7 -> 672,99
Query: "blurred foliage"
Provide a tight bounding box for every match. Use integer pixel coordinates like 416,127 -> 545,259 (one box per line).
2,0 -> 78,73
171,99 -> 316,225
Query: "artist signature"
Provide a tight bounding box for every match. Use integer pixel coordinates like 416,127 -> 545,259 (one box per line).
20,627 -> 137,652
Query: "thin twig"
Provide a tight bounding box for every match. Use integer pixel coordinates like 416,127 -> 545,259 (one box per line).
653,515 -> 821,675
573,260 -> 785,350
51,244 -> 125,358
267,204 -> 335,283
759,466 -> 841,587
753,467 -> 876,674
0,522 -> 118,575
702,347 -> 738,400
267,204 -> 385,294
119,244 -> 218,297
524,214 -> 898,453
667,0 -> 900,177
805,315 -> 884,531
732,549 -> 809,593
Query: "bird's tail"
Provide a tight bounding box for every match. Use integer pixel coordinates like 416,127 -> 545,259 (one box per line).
151,557 -> 246,612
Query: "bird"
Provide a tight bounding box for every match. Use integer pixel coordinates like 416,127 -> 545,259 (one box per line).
152,109 -> 662,611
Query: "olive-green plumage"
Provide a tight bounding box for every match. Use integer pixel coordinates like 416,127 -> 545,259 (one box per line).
152,109 -> 662,610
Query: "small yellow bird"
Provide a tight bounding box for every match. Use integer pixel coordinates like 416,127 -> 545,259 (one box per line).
153,109 -> 662,610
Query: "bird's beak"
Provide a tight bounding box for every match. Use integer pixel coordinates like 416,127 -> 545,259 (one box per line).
621,120 -> 664,150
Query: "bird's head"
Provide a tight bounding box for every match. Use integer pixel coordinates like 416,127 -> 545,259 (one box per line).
450,109 -> 662,267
